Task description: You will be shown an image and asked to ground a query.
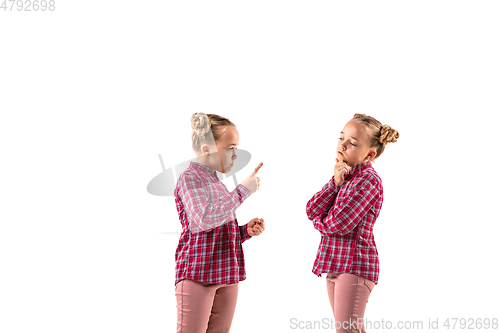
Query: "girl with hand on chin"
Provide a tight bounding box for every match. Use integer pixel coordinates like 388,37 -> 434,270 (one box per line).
174,112 -> 265,333
306,113 -> 399,333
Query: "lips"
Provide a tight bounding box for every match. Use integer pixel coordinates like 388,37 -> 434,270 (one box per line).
337,151 -> 343,155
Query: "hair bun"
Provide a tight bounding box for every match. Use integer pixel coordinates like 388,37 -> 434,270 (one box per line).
379,125 -> 399,145
191,112 -> 211,137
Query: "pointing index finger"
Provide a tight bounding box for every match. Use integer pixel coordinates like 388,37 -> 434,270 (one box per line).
254,162 -> 263,174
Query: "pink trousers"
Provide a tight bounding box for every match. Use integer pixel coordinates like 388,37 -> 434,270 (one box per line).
326,273 -> 375,333
175,279 -> 239,333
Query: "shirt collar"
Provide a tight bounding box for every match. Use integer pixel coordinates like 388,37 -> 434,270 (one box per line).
190,161 -> 219,180
346,161 -> 372,179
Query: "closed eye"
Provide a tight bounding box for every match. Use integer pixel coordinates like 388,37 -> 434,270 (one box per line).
339,138 -> 356,146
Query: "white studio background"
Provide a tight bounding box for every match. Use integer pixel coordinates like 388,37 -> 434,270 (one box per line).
1,1 -> 499,332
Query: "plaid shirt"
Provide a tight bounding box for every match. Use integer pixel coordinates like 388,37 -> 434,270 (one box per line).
174,161 -> 252,285
306,162 -> 383,284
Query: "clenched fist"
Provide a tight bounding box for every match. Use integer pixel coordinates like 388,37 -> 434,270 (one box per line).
247,218 -> 265,236
334,157 -> 351,187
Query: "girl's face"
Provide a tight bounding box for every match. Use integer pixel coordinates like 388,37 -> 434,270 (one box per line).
197,126 -> 239,174
215,126 -> 239,173
337,119 -> 377,167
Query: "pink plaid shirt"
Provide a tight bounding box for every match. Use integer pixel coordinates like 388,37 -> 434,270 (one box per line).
174,161 -> 252,285
306,161 -> 383,284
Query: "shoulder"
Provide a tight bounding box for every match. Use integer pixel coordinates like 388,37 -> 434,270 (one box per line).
181,167 -> 207,185
353,167 -> 383,191
176,168 -> 205,195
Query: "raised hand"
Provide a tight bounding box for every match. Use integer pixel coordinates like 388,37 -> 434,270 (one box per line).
247,217 -> 265,236
334,157 -> 351,187
240,162 -> 263,194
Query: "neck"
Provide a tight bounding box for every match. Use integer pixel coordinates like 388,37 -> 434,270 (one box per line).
195,157 -> 216,174
352,160 -> 370,168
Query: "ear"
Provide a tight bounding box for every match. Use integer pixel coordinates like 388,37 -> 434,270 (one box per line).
200,144 -> 210,156
367,149 -> 377,161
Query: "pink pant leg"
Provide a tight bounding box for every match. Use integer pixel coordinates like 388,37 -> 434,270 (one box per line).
206,283 -> 239,333
326,273 -> 375,333
176,279 -> 216,333
175,279 -> 239,333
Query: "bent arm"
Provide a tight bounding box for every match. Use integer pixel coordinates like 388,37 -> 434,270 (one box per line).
179,173 -> 251,232
313,175 -> 380,236
306,175 -> 339,220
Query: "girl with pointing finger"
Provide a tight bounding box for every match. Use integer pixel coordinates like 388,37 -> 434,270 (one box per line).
174,112 -> 265,333
306,113 -> 399,333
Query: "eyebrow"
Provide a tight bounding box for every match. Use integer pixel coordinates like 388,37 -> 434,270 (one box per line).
340,132 -> 358,141
227,143 -> 239,147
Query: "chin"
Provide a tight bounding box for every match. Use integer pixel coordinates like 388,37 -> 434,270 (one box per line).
221,166 -> 232,174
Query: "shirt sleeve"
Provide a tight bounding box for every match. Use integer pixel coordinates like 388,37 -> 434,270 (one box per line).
306,175 -> 340,221
178,172 -> 252,232
239,223 -> 252,243
312,174 -> 379,236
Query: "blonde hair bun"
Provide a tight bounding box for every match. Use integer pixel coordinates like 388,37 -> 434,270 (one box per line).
191,112 -> 211,137
379,125 -> 399,145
